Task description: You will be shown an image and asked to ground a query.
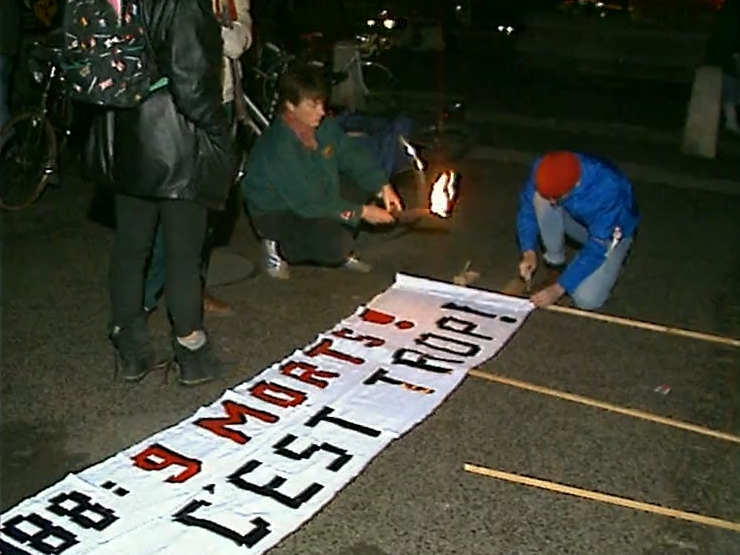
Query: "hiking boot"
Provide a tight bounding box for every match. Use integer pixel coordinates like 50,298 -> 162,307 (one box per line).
110,316 -> 166,382
171,336 -> 226,386
263,240 -> 290,279
343,255 -> 372,273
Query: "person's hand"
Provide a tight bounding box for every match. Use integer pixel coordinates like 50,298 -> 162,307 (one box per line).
530,283 -> 565,308
519,250 -> 537,281
221,23 -> 250,59
381,184 -> 404,213
361,204 -> 396,225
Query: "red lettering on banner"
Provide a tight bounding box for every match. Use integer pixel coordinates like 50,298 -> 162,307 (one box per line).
131,444 -> 202,483
304,338 -> 364,365
332,327 -> 385,348
280,360 -> 339,389
250,381 -> 307,408
195,401 -> 278,444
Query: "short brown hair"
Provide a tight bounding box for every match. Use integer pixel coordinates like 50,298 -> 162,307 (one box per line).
277,62 -> 329,113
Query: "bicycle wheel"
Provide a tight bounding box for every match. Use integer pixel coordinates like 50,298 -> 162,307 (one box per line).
0,112 -> 57,211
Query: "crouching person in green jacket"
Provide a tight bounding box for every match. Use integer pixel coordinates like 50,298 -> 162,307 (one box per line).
241,63 -> 403,279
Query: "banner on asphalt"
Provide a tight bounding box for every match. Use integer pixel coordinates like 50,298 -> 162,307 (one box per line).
0,274 -> 533,555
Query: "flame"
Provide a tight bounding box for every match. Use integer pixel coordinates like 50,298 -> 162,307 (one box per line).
399,136 -> 425,172
429,171 -> 457,218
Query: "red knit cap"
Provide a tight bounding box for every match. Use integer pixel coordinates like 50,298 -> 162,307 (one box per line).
534,151 -> 581,199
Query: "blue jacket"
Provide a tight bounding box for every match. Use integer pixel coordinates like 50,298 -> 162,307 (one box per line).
516,153 -> 640,293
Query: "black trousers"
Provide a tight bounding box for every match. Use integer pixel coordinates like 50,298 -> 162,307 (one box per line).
110,194 -> 207,337
251,180 -> 374,266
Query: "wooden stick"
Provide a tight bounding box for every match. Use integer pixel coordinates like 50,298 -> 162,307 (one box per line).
468,369 -> 740,445
543,304 -> 740,349
463,464 -> 740,533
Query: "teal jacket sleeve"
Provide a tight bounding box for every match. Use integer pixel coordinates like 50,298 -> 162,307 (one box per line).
328,119 -> 388,194
260,146 -> 364,226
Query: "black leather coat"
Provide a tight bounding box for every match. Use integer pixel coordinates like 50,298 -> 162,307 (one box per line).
88,0 -> 234,210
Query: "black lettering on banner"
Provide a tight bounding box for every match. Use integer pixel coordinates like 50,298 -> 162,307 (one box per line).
173,499 -> 270,548
305,407 -> 382,437
0,539 -> 33,555
436,316 -> 493,341
363,368 -> 434,395
273,434 -> 352,471
442,302 -> 518,324
331,327 -> 385,348
304,338 -> 365,365
227,461 -> 323,509
415,333 -> 481,357
391,349 -> 457,374
46,492 -> 118,531
1,514 -> 78,554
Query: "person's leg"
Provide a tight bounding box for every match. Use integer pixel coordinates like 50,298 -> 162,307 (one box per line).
533,192 -> 568,267
110,194 -> 159,328
253,211 -> 356,268
160,200 -> 208,336
570,236 -> 634,310
160,199 -> 223,385
108,194 -> 161,380
143,221 -> 166,313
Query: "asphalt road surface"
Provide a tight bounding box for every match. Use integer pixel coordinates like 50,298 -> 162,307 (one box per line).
2,64 -> 740,554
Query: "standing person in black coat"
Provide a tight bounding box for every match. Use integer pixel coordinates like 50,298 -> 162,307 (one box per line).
97,0 -> 234,385
706,0 -> 740,134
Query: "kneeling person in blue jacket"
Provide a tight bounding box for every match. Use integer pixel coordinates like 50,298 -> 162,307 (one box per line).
517,151 -> 639,310
242,63 -> 403,279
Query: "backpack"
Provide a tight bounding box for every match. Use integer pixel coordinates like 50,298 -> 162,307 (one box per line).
62,0 -> 162,108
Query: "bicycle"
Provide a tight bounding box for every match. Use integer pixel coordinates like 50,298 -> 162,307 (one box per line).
0,37 -> 73,211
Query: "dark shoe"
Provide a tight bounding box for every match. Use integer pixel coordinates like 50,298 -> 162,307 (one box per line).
110,317 -> 166,382
203,291 -> 234,315
171,337 -> 225,386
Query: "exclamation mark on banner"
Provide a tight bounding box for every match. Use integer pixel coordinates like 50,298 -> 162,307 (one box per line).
360,308 -> 416,330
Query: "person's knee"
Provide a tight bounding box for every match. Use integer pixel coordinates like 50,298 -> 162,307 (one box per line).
570,284 -> 609,311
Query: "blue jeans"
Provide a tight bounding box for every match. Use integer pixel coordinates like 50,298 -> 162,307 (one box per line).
0,54 -> 13,150
534,193 -> 633,310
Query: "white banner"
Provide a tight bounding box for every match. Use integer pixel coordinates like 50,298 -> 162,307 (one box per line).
1,274 -> 533,555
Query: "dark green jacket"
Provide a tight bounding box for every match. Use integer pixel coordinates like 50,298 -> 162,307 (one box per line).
242,116 -> 387,227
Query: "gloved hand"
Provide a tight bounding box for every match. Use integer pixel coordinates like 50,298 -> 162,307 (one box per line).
221,23 -> 252,60
518,250 -> 537,281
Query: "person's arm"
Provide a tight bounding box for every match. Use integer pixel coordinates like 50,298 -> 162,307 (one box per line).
163,0 -> 229,141
260,147 -> 366,226
221,0 -> 253,58
329,119 -> 388,195
515,166 -> 539,253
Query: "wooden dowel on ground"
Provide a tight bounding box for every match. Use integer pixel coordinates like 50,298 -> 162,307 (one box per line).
497,279 -> 740,349
468,369 -> 740,445
543,304 -> 740,348
463,464 -> 740,533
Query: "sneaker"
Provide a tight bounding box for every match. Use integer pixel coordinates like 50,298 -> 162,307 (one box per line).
264,239 -> 290,279
172,336 -> 225,386
343,255 -> 372,273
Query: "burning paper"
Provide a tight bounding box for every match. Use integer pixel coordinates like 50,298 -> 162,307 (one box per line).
429,170 -> 457,218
